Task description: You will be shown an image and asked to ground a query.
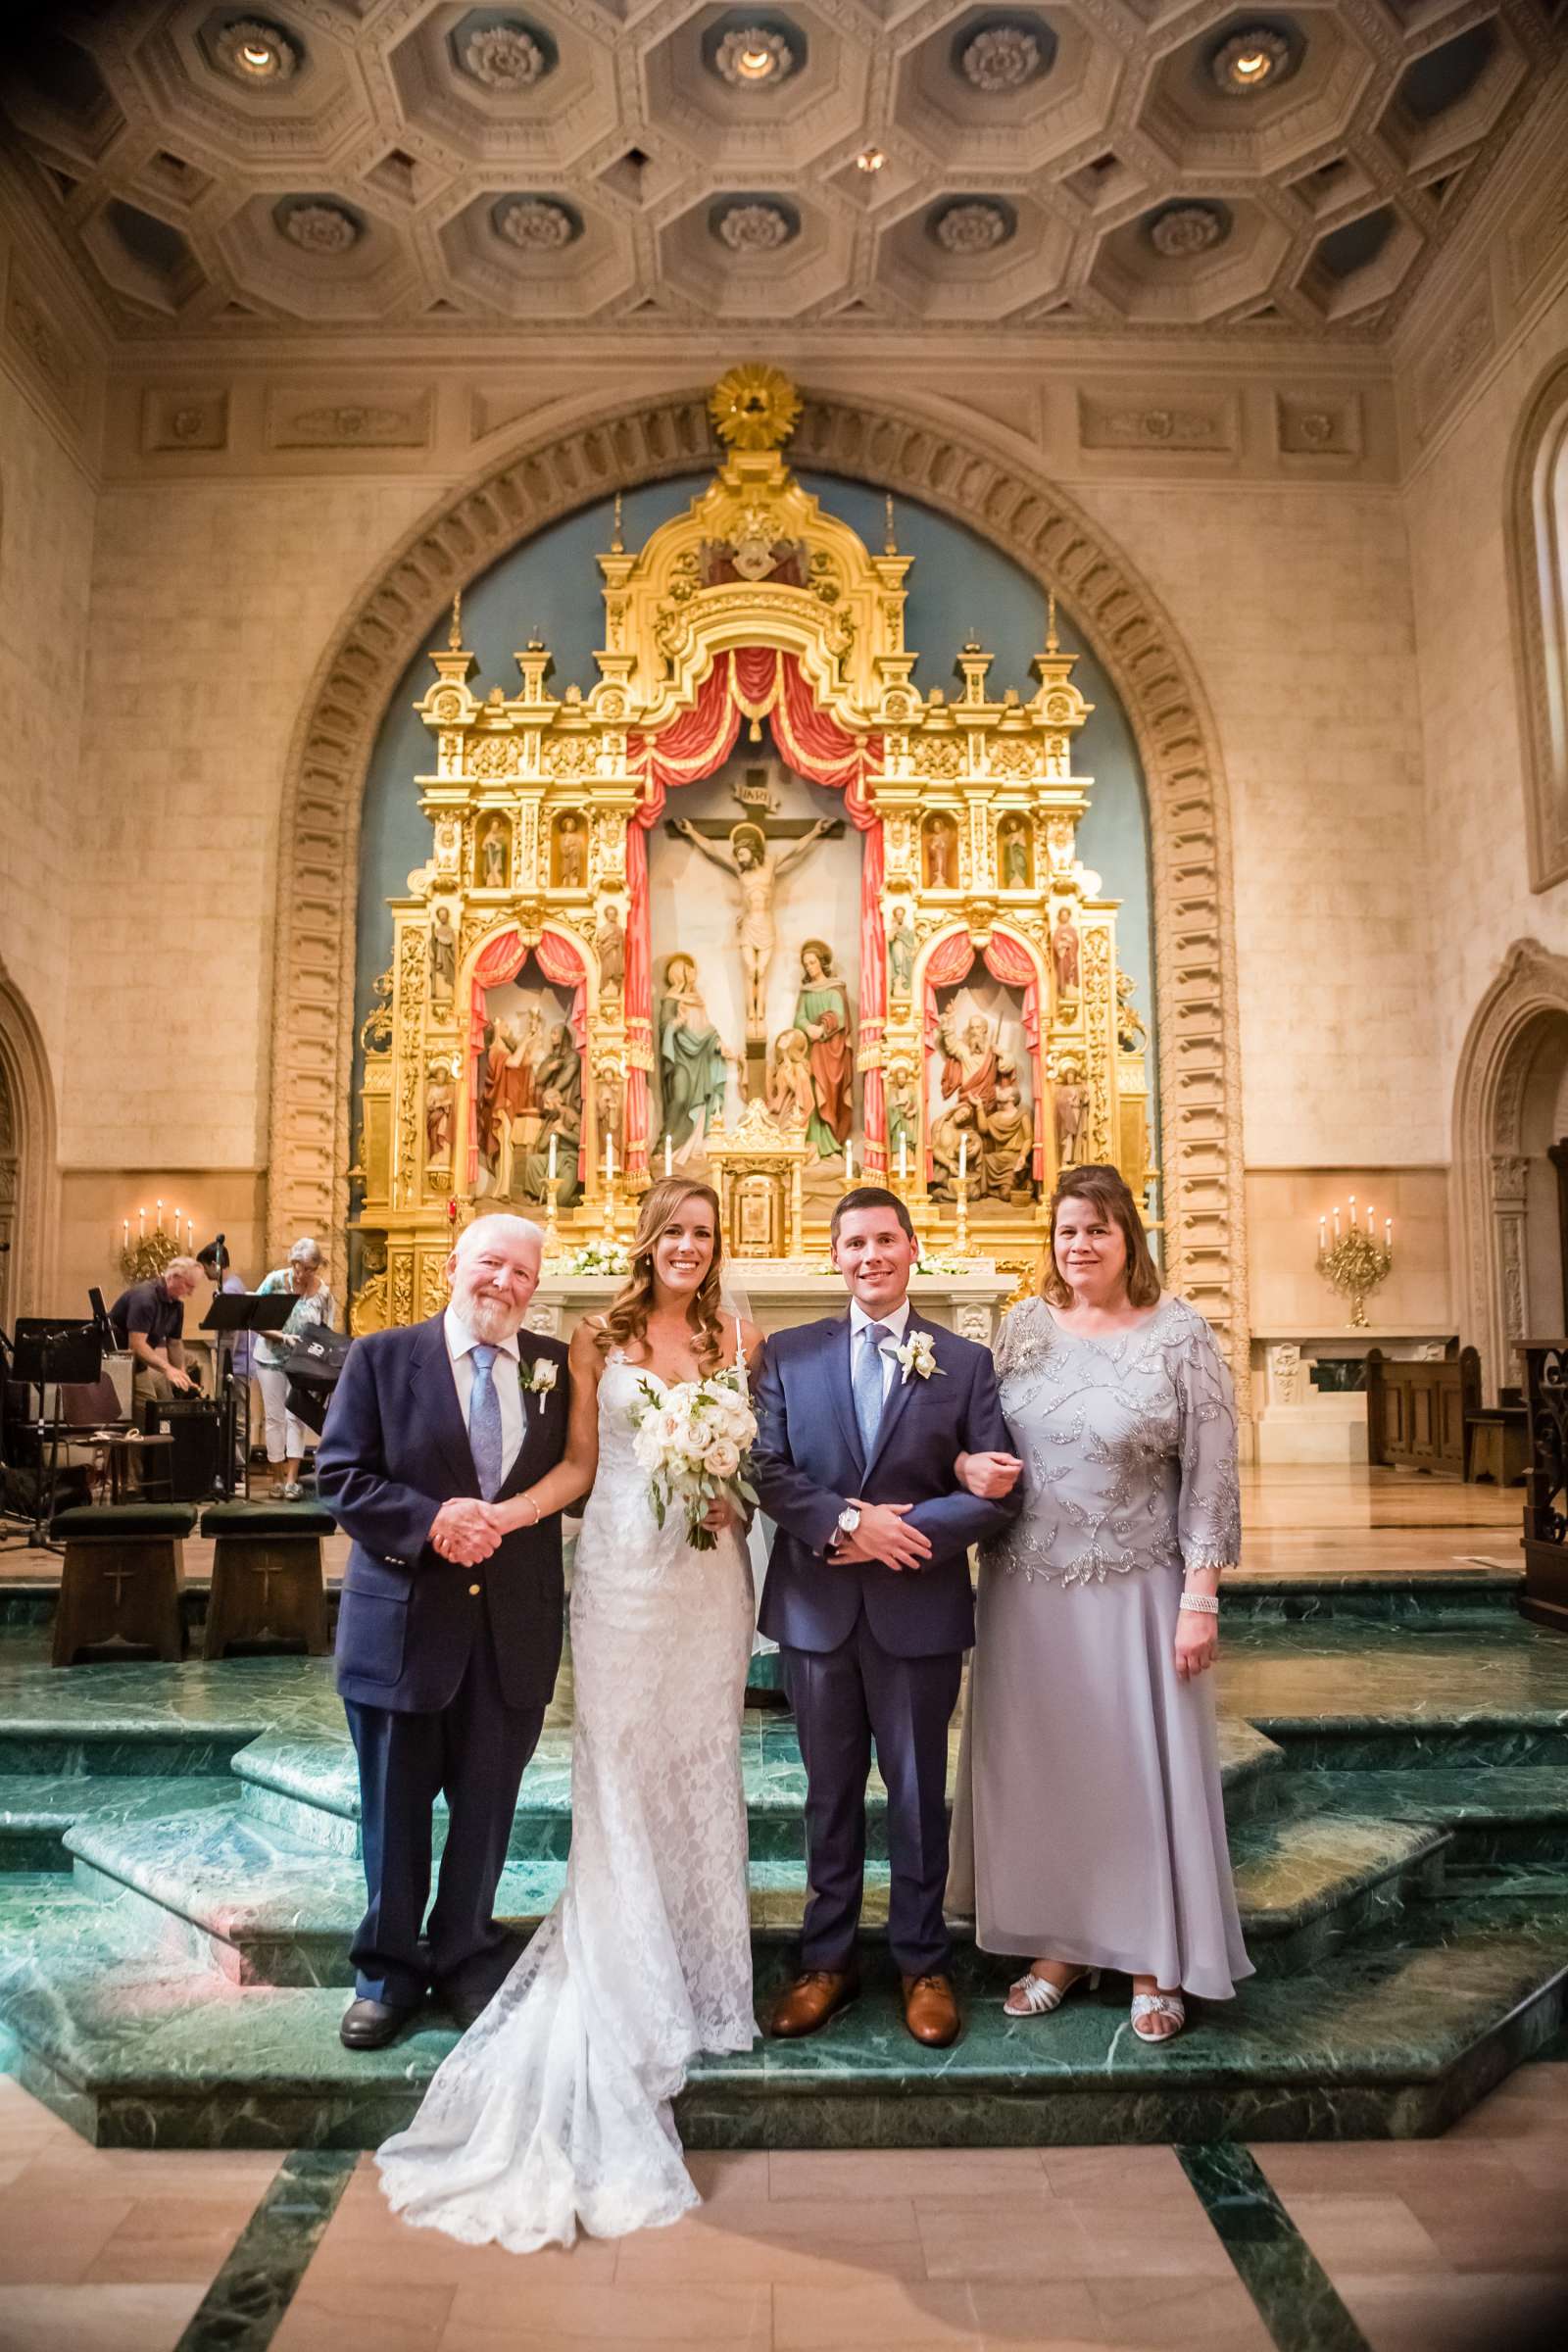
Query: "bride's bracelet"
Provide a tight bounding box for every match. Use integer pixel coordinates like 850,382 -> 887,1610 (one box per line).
1178,1592 -> 1219,1616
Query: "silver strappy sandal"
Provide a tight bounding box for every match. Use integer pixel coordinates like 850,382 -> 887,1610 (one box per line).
1130,1990 -> 1186,2043
1004,1965 -> 1101,2019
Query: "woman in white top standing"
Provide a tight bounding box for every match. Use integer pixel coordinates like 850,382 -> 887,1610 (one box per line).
253,1236 -> 337,1499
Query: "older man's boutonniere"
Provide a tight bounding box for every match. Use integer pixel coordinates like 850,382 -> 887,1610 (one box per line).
894,1330 -> 945,1386
520,1358 -> 559,1402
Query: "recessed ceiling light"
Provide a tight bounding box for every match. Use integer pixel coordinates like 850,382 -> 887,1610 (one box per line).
214,17 -> 299,83
1211,27 -> 1293,96
856,147 -> 886,172
712,26 -> 796,88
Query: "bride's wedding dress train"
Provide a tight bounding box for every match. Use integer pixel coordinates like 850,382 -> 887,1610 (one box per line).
375,1347 -> 757,2251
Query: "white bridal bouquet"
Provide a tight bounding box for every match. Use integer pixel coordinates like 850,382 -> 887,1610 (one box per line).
629,1369 -> 760,1553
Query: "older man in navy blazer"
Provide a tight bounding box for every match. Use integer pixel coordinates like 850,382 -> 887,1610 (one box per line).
752,1186 -> 1022,2048
316,1213 -> 569,2050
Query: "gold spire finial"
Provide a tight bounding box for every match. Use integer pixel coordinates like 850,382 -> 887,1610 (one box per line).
448,588 -> 463,651
612,490 -> 623,553
884,492 -> 897,555
1046,590 -> 1058,655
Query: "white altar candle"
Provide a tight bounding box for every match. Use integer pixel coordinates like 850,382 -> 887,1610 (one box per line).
122,1219 -> 129,1250
1318,1216 -> 1326,1251
605,1134 -> 614,1187
958,1133 -> 967,1181
1385,1217 -> 1393,1245
899,1136 -> 909,1186
1332,1204 -> 1341,1239
548,1131 -> 558,1181
186,1218 -> 194,1249
845,1140 -> 854,1183
1365,1203 -> 1373,1230
156,1199 -> 164,1231
138,1207 -> 146,1239
664,1135 -> 673,1177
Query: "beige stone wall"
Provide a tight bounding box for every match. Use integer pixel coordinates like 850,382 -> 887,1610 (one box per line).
1403,273 -> 1568,1103
0,359 -> 96,1100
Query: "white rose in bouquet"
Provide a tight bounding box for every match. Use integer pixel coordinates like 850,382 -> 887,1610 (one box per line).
704,1436 -> 740,1479
627,1367 -> 760,1551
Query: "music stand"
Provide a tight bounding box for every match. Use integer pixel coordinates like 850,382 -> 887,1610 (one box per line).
7,1319 -> 103,1547
200,1292 -> 293,1497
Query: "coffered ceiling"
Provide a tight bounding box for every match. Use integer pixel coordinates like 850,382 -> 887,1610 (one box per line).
2,0 -> 1563,341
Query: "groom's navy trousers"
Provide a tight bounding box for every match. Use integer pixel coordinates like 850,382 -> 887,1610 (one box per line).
316,1315 -> 569,2010
753,1312 -> 1020,1978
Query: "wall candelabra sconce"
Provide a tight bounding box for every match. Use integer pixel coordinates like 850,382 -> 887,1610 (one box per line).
1315,1194 -> 1394,1328
116,1199 -> 197,1284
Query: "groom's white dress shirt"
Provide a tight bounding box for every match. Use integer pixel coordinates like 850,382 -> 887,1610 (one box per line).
443,1307 -> 524,1484
850,1295 -> 911,1407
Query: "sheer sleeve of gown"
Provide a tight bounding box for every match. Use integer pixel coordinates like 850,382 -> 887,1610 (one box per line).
1170,1311 -> 1242,1574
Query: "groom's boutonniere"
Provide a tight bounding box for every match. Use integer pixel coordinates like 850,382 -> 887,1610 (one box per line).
894,1331 -> 945,1386
520,1359 -> 559,1399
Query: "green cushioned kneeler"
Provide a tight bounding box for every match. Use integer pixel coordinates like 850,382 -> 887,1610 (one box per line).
201,1503 -> 336,1540
52,1505 -> 197,1540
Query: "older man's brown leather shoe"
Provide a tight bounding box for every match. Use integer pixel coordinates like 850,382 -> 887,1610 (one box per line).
768,1970 -> 859,2038
902,1973 -> 961,2048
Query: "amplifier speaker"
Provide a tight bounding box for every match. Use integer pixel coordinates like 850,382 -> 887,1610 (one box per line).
147,1398 -> 222,1501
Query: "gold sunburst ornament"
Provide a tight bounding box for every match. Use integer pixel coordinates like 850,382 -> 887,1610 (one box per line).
709,364 -> 802,452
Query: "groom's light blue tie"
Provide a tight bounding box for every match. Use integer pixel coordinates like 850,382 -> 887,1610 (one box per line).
468,1343 -> 505,1500
853,1322 -> 890,1460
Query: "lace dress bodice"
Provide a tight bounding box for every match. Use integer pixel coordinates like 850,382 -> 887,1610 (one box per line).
984,1295 -> 1241,1591
375,1327 -> 757,2252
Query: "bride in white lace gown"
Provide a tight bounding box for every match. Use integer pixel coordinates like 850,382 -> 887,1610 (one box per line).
376,1179 -> 760,2252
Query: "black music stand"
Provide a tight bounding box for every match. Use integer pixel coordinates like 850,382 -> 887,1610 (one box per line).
199,1292 -> 293,1497
7,1319 -> 103,1548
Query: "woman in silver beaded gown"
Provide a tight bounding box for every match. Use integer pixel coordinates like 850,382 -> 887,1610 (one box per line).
950,1164 -> 1250,2040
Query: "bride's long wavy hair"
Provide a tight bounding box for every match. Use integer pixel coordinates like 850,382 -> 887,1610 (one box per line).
598,1177 -> 727,1371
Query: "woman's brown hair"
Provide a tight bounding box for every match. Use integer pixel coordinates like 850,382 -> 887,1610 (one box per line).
598,1177 -> 727,1371
1039,1163 -> 1162,1309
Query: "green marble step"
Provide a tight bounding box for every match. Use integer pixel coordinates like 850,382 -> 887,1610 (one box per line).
1,1869 -> 1562,2150
63,1778 -> 1437,1993
1284,1765 -> 1568,1875
1222,1567 -> 1522,1627
0,1775 -> 232,1873
1226,1811 -> 1448,1976
228,1712 -> 1289,1865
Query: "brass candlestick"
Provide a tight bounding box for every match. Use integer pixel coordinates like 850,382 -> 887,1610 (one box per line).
1315,1202 -> 1394,1328
953,1174 -> 971,1260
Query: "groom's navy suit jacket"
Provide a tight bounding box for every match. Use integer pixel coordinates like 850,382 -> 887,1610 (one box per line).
317,1315 -> 569,1716
752,1310 -> 1021,1658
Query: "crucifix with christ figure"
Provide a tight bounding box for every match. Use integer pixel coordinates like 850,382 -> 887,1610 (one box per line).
664,801 -> 844,1059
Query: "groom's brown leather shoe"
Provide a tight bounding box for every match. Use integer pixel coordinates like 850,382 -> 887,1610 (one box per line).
769,1970 -> 859,2038
902,1973 -> 961,2048
339,1996 -> 416,2051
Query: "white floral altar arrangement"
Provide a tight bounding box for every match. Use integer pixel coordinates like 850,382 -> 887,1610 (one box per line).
629,1369 -> 760,1553
552,1240 -> 631,1277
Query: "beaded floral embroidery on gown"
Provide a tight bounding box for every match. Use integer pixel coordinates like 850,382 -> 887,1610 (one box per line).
375,1343 -> 757,2252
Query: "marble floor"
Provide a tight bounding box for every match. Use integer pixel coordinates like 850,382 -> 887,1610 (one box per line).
0,2055 -> 1563,2352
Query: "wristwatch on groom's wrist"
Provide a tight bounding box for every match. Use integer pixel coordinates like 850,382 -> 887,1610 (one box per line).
834,1503 -> 861,1545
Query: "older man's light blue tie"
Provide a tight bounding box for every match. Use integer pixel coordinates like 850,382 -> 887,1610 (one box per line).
468,1343 -> 505,1501
853,1322 -> 889,1460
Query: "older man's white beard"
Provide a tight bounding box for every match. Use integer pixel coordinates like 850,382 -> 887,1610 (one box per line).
452,1286 -> 527,1343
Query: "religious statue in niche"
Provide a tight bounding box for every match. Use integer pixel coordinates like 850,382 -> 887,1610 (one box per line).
519,1083 -> 581,1205
885,1057 -> 918,1164
554,811 -> 587,889
1053,1056 -> 1088,1169
1053,905 -> 1082,998
595,902 -> 625,1001
428,905 -> 457,1012
425,1063 -> 455,1167
927,985 -> 1036,1208
596,1059 -> 623,1154
923,813 -> 958,890
998,815 -> 1032,890
767,1028 -> 813,1128
475,966 -> 581,1203
793,940 -> 854,1158
477,815 -> 511,891
657,953 -> 730,1165
887,903 -> 915,1001
667,813 -> 839,1039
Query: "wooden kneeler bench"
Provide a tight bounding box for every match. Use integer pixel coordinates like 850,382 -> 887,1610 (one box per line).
200,1502 -> 334,1660
50,1505 -> 196,1667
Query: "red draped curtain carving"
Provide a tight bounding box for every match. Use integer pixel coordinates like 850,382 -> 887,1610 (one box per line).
623,650 -> 886,1177
920,926 -> 1046,1182
466,925 -> 587,1186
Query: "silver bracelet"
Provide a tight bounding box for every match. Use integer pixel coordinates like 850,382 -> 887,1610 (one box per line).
1178,1592 -> 1219,1616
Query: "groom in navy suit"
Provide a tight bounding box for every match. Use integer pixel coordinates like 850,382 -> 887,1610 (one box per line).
752,1186 -> 1021,2047
316,1213 -> 569,2051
